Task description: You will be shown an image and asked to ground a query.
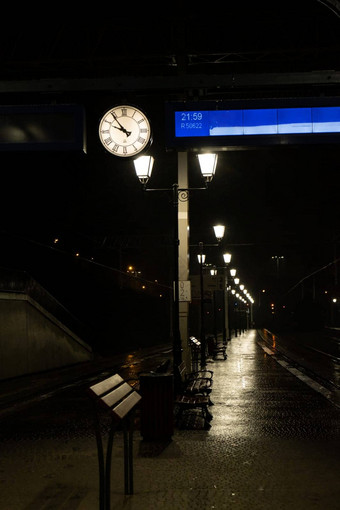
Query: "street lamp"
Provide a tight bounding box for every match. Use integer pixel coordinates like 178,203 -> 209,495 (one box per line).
197,154 -> 217,182
134,153 -> 218,385
213,224 -> 225,242
230,268 -> 237,279
223,253 -> 232,265
222,252 -> 232,343
133,155 -> 154,183
191,224 -> 225,367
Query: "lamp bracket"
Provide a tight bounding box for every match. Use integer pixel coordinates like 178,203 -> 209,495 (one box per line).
142,185 -> 208,201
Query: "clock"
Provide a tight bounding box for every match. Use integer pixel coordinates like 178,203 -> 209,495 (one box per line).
98,105 -> 152,157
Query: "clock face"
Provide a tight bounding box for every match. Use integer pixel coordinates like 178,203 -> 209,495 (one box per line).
98,105 -> 152,157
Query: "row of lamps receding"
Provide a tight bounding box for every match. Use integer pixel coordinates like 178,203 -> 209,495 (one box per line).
197,224 -> 254,305
133,154 -> 254,305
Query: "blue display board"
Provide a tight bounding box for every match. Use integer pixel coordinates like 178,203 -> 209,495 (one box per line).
165,99 -> 340,149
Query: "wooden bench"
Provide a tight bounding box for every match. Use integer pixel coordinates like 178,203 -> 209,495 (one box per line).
189,336 -> 201,371
174,361 -> 214,430
207,335 -> 227,360
177,360 -> 213,395
174,393 -> 213,430
88,373 -> 141,508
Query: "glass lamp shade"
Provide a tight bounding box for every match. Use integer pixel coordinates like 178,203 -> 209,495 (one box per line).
223,252 -> 232,264
213,224 -> 225,241
234,278 -> 240,285
197,254 -> 206,264
230,268 -> 237,277
134,155 -> 154,183
197,153 -> 218,182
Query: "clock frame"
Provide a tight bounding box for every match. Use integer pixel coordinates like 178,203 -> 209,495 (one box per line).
98,105 -> 152,157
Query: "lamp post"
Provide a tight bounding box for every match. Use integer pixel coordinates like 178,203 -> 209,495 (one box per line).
193,225 -> 225,367
198,244 -> 206,366
223,252 -> 232,343
134,153 -> 218,385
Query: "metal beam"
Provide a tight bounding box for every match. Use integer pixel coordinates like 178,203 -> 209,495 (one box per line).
0,71 -> 339,95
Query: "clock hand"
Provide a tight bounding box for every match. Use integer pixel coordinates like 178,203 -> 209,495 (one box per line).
112,114 -> 131,137
113,125 -> 132,136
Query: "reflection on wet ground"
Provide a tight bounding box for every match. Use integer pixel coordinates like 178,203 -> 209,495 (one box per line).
0,330 -> 339,509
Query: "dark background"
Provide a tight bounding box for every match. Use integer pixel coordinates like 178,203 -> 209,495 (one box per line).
0,1 -> 340,350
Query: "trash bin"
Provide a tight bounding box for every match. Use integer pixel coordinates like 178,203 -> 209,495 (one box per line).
139,372 -> 174,441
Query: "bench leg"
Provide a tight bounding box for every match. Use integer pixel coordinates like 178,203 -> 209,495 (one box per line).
92,403 -> 106,510
203,405 -> 213,422
105,420 -> 115,510
123,413 -> 135,495
202,407 -> 213,429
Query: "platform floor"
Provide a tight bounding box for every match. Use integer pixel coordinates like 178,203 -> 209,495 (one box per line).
0,329 -> 339,509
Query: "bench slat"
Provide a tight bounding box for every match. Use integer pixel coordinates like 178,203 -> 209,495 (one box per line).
88,373 -> 124,397
113,391 -> 142,420
101,382 -> 133,408
88,373 -> 141,421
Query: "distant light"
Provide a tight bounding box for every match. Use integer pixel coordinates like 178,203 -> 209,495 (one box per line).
223,252 -> 232,264
53,238 -> 59,244
213,224 -> 225,241
75,253 -> 80,257
332,298 -> 337,303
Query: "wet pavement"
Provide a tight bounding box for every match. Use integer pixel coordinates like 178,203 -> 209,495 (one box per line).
0,329 -> 339,509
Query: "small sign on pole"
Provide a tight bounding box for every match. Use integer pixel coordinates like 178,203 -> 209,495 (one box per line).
175,280 -> 191,302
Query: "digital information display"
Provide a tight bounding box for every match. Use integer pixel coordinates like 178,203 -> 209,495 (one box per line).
175,107 -> 340,138
165,100 -> 340,149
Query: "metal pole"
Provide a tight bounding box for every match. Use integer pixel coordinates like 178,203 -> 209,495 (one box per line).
172,184 -> 182,380
222,283 -> 227,344
225,268 -> 230,342
92,402 -> 105,510
199,242 -> 206,366
213,289 -> 218,343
